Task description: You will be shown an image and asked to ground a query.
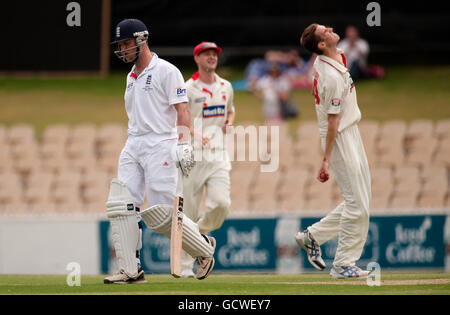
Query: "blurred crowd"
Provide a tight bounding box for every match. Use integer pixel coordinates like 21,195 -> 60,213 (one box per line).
245,49 -> 313,123
250,59 -> 302,124
240,25 -> 385,124
246,49 -> 315,92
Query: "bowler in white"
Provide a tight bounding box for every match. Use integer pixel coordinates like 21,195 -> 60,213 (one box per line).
296,23 -> 373,279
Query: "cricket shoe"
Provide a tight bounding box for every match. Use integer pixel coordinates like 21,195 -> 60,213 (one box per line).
330,266 -> 373,279
196,235 -> 216,280
103,266 -> 147,284
295,230 -> 326,271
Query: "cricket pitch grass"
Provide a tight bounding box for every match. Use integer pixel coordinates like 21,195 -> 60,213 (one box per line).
1,272 -> 449,295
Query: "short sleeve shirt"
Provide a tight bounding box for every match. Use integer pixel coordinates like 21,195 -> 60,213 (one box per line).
312,52 -> 361,138
185,73 -> 235,150
124,53 -> 188,143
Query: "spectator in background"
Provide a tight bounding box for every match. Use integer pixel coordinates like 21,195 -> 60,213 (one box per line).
266,49 -> 315,89
244,49 -> 314,91
337,25 -> 370,81
245,58 -> 270,91
252,63 -> 298,123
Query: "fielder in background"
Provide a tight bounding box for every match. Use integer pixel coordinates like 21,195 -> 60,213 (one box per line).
104,19 -> 216,284
295,24 -> 373,279
180,42 -> 235,278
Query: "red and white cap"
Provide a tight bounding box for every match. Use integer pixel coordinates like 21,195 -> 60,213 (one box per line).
193,42 -> 222,56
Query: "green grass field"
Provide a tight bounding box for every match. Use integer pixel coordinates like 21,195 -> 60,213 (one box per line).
1,66 -> 449,138
1,273 -> 449,295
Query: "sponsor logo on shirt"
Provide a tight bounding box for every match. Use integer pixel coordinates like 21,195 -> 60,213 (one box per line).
202,105 -> 226,118
175,86 -> 187,97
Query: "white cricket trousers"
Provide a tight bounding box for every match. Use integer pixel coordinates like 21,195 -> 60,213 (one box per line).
308,124 -> 371,268
118,135 -> 178,208
182,158 -> 231,234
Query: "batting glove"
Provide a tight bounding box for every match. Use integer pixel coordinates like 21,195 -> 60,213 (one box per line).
175,142 -> 195,177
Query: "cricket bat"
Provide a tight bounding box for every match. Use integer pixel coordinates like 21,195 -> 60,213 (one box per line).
170,170 -> 184,278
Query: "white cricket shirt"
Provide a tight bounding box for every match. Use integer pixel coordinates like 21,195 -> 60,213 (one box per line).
124,53 -> 188,143
312,51 -> 361,138
185,72 -> 235,150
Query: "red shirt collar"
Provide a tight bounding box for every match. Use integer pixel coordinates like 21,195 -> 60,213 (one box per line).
191,71 -> 200,80
319,53 -> 349,74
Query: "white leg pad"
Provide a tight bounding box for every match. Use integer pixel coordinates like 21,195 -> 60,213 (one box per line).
106,179 -> 139,277
109,215 -> 139,277
141,204 -> 214,258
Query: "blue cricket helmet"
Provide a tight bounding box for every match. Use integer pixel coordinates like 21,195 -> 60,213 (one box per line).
112,19 -> 149,63
111,19 -> 149,44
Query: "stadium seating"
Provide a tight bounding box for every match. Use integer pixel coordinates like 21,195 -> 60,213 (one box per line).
250,168 -> 282,212
435,119 -> 450,140
42,124 -> 70,145
7,123 -> 35,146
0,172 -> 24,213
406,137 -> 439,169
278,168 -> 309,205
0,119 -> 448,214
390,165 -> 421,209
359,120 -> 379,166
406,119 -> 434,141
230,161 -> 257,211
434,137 -> 450,167
0,143 -> 14,173
370,167 -> 394,209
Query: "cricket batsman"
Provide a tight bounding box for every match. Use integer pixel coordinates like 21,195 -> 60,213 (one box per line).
180,42 -> 235,277
295,24 -> 373,279
104,19 -> 215,284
